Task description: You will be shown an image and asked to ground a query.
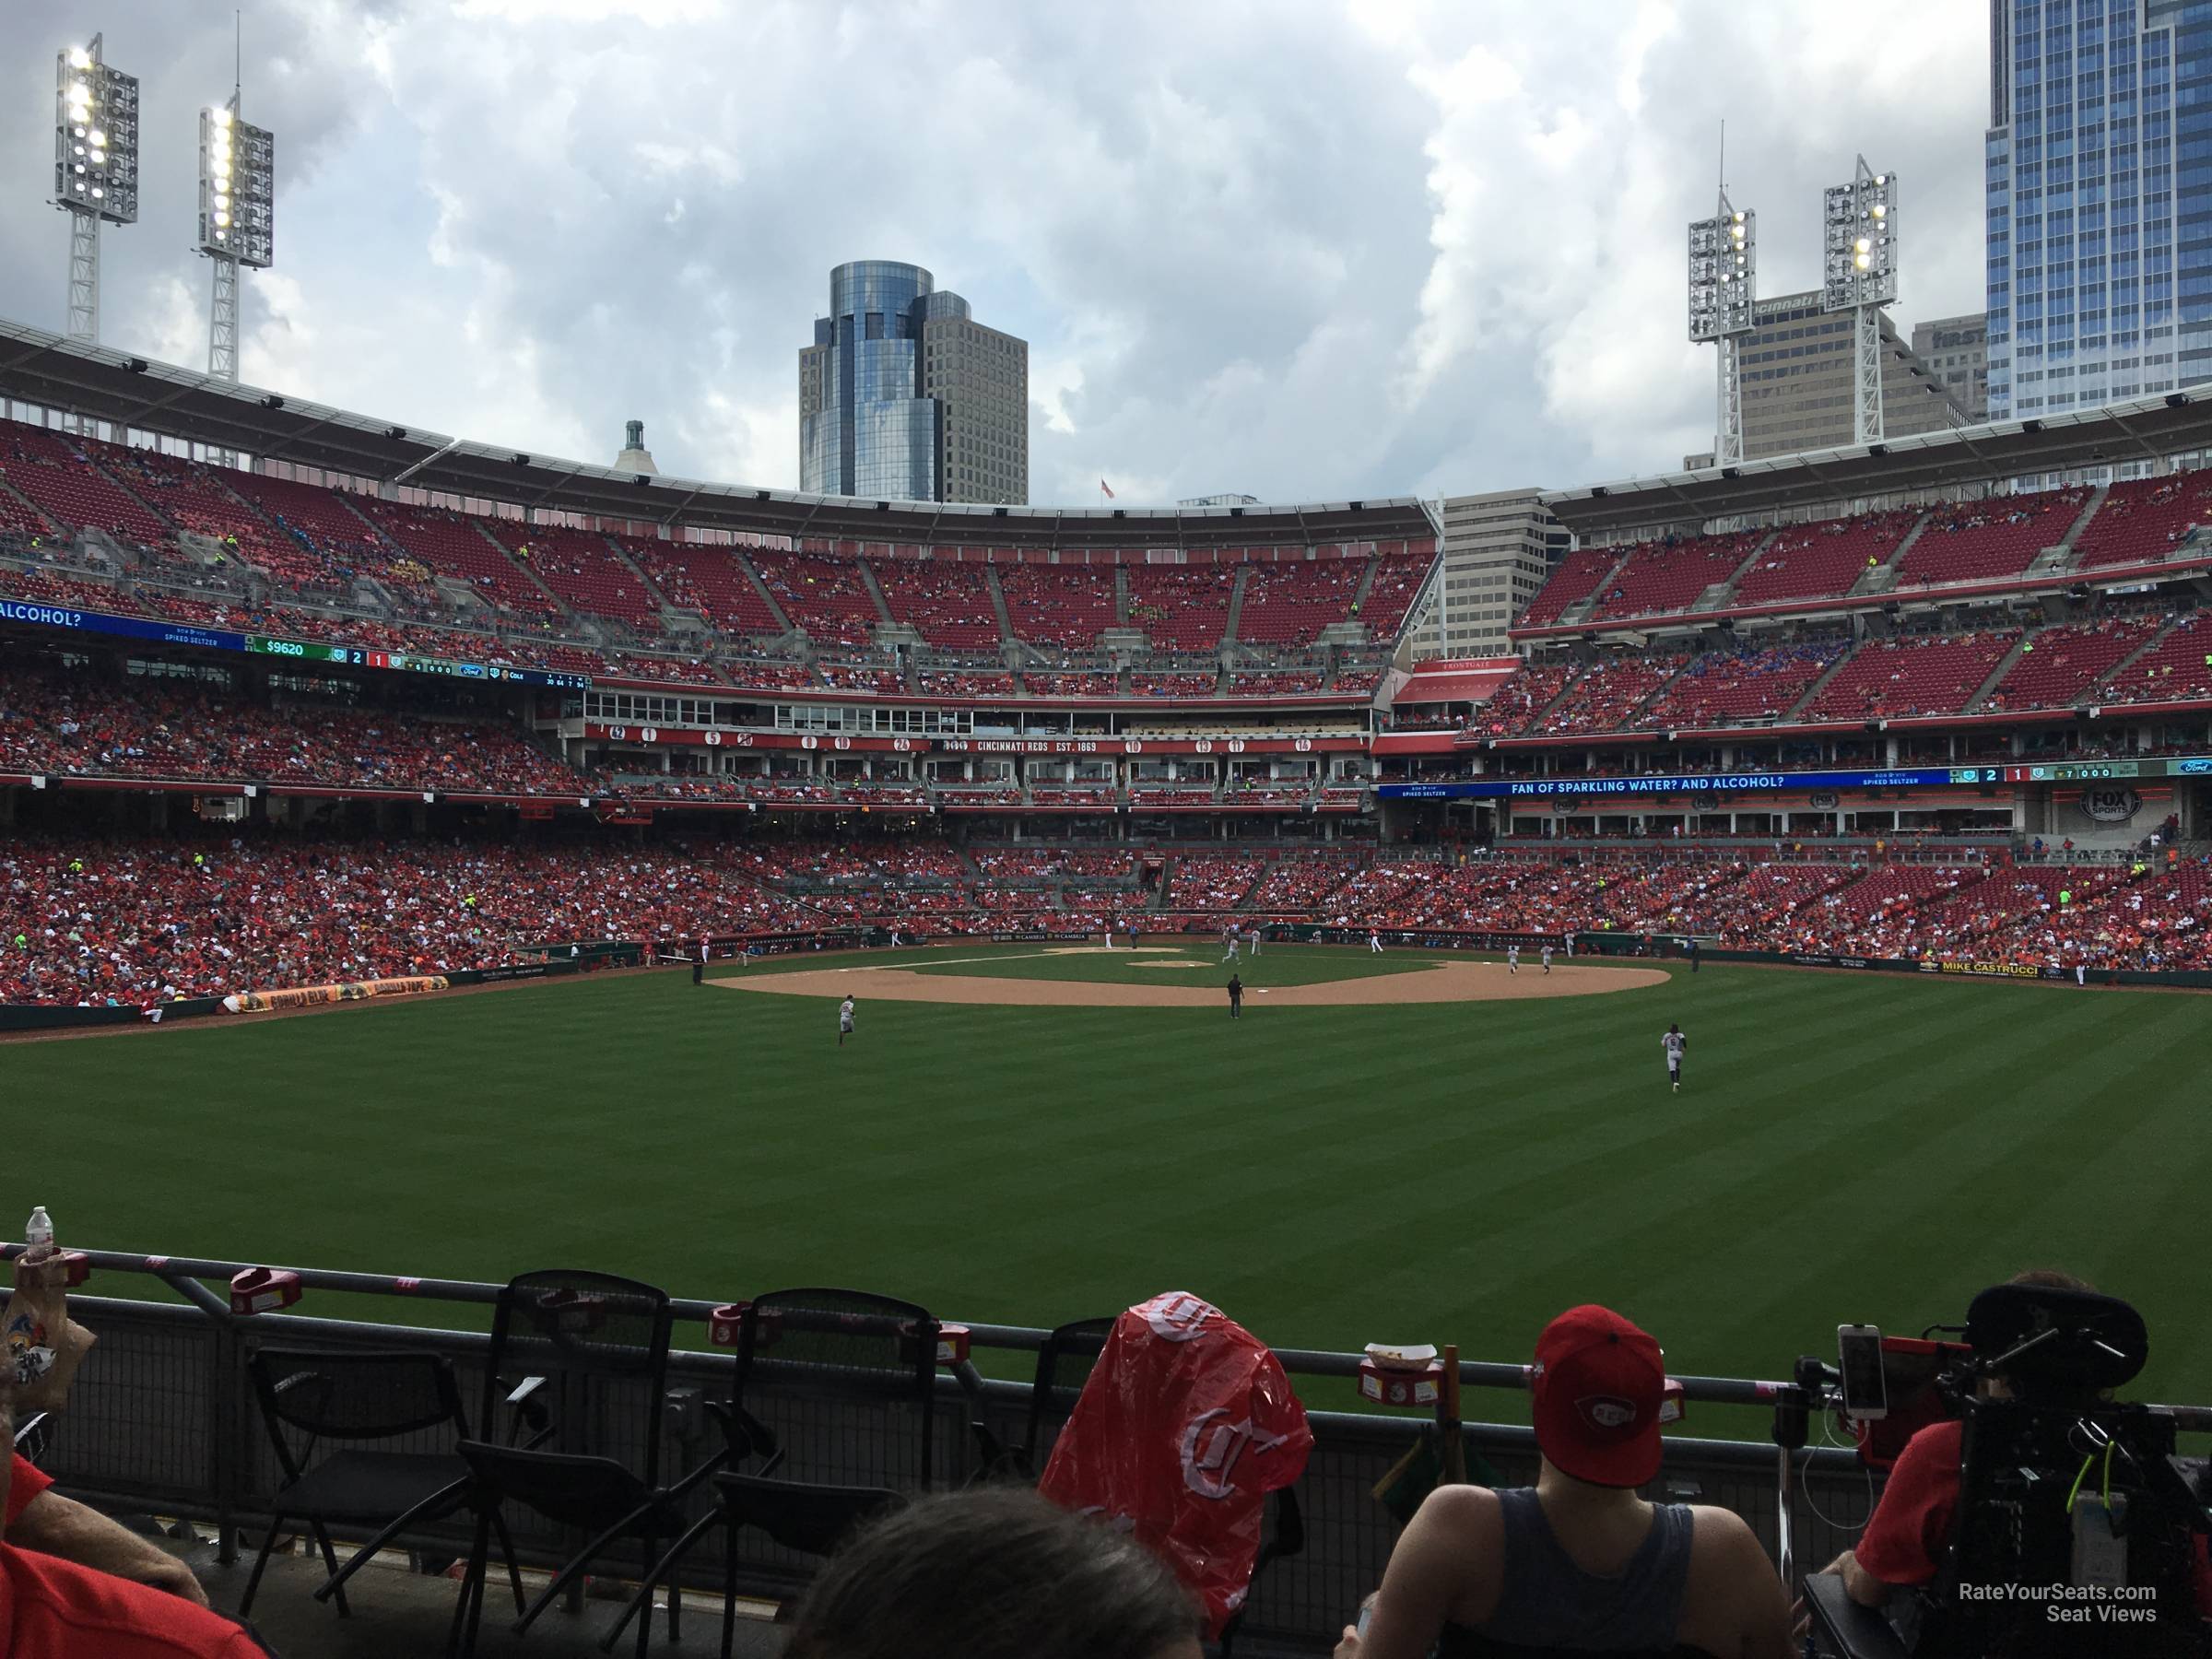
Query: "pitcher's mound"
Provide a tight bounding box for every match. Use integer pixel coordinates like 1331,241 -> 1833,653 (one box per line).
715,959 -> 1666,1007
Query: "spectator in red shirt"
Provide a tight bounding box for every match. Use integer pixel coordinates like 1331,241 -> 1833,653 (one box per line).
6,1453 -> 208,1606
3,1364 -> 275,1655
1810,1268 -> 2095,1608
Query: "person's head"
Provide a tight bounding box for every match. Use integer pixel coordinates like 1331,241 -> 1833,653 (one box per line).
1530,1304 -> 1666,1490
782,1488 -> 1202,1659
1668,1021 -> 1679,1033
1976,1267 -> 2101,1400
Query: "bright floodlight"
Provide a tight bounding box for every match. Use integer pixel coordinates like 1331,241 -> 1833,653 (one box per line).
1822,156 -> 1898,312
53,38 -> 138,224
199,100 -> 273,267
1688,193 -> 1757,342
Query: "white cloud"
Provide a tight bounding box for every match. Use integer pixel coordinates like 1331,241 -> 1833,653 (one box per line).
0,0 -> 1994,504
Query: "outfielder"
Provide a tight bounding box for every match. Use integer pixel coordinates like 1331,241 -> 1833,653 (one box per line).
1662,1022 -> 1686,1093
839,996 -> 856,1049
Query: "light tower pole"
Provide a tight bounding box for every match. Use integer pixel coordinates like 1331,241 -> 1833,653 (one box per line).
1822,156 -> 1899,447
1688,168 -> 1756,466
53,34 -> 140,345
198,90 -> 274,385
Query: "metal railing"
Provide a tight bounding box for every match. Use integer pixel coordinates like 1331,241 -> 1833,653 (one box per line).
16,1245 -> 2203,1653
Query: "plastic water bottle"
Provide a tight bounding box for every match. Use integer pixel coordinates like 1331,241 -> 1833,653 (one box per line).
24,1206 -> 53,1257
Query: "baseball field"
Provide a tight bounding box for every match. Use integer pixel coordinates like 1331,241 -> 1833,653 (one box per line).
10,941 -> 2207,1432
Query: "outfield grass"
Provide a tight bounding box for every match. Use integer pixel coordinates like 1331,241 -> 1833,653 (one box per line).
13,947 -> 2209,1436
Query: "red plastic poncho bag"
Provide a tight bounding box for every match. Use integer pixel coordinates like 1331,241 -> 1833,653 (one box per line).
1038,1291 -> 1312,1638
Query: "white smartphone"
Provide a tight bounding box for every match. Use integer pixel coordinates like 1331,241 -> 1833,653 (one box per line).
1838,1324 -> 1888,1421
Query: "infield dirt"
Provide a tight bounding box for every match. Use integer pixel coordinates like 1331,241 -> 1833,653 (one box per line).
714,956 -> 1667,1007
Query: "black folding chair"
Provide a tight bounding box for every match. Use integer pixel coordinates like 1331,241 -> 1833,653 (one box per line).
606,1288 -> 941,1658
243,1347 -> 516,1622
10,1408 -> 52,1466
971,1314 -> 1113,1484
1220,1488 -> 1305,1658
448,1270 -> 726,1659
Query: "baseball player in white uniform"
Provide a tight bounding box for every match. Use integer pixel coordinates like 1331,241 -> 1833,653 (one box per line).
1507,945 -> 1519,974
1662,1022 -> 1686,1093
839,996 -> 856,1048
1223,928 -> 1241,964
1369,930 -> 1383,955
1541,943 -> 1554,974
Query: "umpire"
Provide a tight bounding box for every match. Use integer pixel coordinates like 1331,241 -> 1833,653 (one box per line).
1228,974 -> 1243,1019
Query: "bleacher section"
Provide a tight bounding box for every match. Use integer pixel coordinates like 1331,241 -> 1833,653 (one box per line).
1640,641 -> 1846,729
997,563 -> 1118,649
622,537 -> 782,636
2069,473 -> 2212,570
499,527 -> 665,632
1800,630 -> 2018,723
869,557 -> 1001,649
1980,619 -> 2161,713
1731,511 -> 1919,606
2095,612 -> 2212,706
1891,489 -> 2088,589
1126,565 -> 1236,650
749,549 -> 881,646
1513,547 -> 1618,628
1237,558 -> 1364,645
1359,547 -> 1432,637
1522,654 -> 1682,736
1586,532 -> 1763,621
356,499 -> 560,618
0,422 -> 171,548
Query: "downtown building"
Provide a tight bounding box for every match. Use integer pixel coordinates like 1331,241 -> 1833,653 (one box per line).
1682,291 -> 1971,467
798,261 -> 1029,504
1405,488 -> 1571,660
1985,0 -> 2212,418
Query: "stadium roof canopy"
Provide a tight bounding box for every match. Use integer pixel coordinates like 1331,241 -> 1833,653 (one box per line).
1542,392 -> 2212,540
0,321 -> 1434,551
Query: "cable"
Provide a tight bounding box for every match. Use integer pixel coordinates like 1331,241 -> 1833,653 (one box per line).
2065,1452 -> 2095,1512
1794,1423 -> 1878,1536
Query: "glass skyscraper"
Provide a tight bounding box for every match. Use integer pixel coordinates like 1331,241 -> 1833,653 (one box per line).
798,262 -> 1029,503
1985,0 -> 2212,419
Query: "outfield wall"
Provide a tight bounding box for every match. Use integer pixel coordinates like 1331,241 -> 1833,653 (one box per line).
8,927 -> 2211,1033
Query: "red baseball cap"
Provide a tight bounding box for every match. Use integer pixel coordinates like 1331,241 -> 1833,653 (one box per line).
1530,1305 -> 1666,1488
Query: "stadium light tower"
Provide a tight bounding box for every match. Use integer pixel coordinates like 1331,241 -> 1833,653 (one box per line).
1822,156 -> 1899,446
199,88 -> 274,383
1687,140 -> 1755,466
53,34 -> 141,344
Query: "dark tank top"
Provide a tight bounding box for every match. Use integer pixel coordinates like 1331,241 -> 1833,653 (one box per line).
1439,1487 -> 1698,1656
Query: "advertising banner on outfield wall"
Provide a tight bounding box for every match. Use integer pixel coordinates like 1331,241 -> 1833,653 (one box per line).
223,974 -> 451,1014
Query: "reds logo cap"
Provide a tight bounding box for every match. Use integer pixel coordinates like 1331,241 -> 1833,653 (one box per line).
1529,1304 -> 1666,1488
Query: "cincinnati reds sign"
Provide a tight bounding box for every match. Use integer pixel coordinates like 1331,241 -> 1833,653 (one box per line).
1181,1407 -> 1294,1500
1143,1291 -> 1220,1344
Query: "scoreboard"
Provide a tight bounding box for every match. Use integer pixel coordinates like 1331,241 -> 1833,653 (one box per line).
243,635 -> 589,688
2000,759 -> 2143,782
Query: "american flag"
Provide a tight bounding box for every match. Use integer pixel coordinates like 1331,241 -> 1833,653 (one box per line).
1100,479 -> 1115,500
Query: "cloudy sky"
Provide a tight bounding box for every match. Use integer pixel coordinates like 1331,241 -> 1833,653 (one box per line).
0,1 -> 1990,507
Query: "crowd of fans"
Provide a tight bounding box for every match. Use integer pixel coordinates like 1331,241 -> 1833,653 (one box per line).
1,830 -> 2206,1003
0,662 -> 585,796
